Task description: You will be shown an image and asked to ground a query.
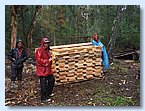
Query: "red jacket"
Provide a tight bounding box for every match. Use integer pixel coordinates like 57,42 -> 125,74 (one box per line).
35,38 -> 52,76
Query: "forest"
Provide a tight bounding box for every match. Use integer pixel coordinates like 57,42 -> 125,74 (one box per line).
5,5 -> 140,106
5,5 -> 140,55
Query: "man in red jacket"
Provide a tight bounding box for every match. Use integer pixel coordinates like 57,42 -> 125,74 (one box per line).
35,38 -> 55,102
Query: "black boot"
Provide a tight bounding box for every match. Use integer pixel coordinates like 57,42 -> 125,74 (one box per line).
10,81 -> 14,93
18,81 -> 22,90
41,95 -> 51,102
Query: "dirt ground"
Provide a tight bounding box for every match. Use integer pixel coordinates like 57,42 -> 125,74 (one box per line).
5,59 -> 140,106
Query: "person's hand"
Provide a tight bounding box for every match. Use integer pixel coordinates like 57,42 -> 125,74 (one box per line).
49,58 -> 52,62
12,58 -> 15,61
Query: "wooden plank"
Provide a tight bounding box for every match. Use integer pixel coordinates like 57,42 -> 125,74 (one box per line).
55,77 -> 60,82
68,58 -> 75,62
51,42 -> 92,49
93,62 -> 102,66
86,67 -> 93,71
52,69 -> 56,73
85,75 -> 94,79
58,63 -> 65,68
94,69 -> 102,73
59,71 -> 67,76
60,79 -> 68,83
95,58 -> 102,62
85,59 -> 93,63
68,66 -> 75,70
114,50 -> 140,58
83,53 -> 89,57
77,60 -> 85,64
59,68 -> 67,71
136,50 -> 140,54
58,59 -> 65,63
86,63 -> 93,67
76,64 -> 84,68
76,73 -> 83,76
93,72 -> 102,77
86,70 -> 93,75
68,61 -> 75,65
68,76 -> 76,82
59,75 -> 66,80
77,76 -> 84,80
68,69 -> 75,73
93,66 -> 102,69
74,54 -> 81,58
76,68 -> 83,73
63,55 -> 70,59
88,50 -> 94,54
67,73 -> 75,77
53,73 -> 57,77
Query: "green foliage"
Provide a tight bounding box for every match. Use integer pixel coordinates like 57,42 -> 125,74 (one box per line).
5,6 -> 11,52
96,96 -> 136,106
5,5 -> 140,53
117,5 -> 140,51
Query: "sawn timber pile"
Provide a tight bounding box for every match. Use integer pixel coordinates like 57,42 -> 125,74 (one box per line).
50,43 -> 103,84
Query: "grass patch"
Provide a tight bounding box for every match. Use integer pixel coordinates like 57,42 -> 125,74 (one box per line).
96,96 -> 136,106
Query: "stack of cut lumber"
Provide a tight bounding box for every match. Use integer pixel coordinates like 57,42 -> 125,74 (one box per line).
50,42 -> 103,84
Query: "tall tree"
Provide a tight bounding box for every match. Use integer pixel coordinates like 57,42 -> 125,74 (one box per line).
27,5 -> 42,48
20,6 -> 27,46
108,5 -> 127,59
10,6 -> 19,48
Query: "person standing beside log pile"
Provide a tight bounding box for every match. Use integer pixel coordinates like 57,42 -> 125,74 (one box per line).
92,34 -> 110,71
35,38 -> 55,102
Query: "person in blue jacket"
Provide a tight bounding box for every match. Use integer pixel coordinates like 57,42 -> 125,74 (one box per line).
92,34 -> 110,70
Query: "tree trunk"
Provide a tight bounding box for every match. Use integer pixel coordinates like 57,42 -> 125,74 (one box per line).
20,6 -> 27,47
108,5 -> 127,59
106,6 -> 110,49
10,6 -> 19,48
27,5 -> 42,48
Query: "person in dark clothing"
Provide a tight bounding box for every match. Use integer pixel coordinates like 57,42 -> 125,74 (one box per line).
35,38 -> 55,102
7,39 -> 27,92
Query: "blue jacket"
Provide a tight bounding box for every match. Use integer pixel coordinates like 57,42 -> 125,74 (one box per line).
92,40 -> 110,69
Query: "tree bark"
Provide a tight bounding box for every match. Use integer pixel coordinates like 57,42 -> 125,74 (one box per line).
108,5 -> 127,59
10,6 -> 19,48
20,6 -> 27,47
27,5 -> 42,48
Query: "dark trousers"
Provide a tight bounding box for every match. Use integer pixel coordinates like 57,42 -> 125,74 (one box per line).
39,75 -> 55,99
11,67 -> 23,81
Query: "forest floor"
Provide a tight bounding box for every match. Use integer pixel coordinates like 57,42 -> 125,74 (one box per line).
5,59 -> 140,106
